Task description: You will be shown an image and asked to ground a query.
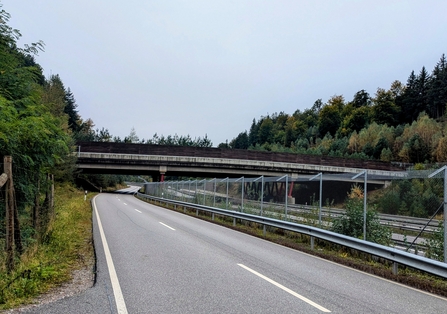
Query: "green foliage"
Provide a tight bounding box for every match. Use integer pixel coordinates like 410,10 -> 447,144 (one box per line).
0,185 -> 94,309
225,54 -> 447,164
229,131 -> 249,149
372,88 -> 400,126
375,179 -> 442,218
145,132 -> 213,147
331,197 -> 391,245
424,222 -> 445,262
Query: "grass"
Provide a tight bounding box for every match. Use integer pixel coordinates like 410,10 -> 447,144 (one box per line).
0,183 -> 95,310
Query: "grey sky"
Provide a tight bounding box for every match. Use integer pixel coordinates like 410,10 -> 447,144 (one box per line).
3,1 -> 447,146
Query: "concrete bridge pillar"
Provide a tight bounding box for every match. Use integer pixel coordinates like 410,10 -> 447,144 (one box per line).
159,166 -> 167,182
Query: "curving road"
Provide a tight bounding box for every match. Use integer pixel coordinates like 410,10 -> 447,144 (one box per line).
22,191 -> 447,313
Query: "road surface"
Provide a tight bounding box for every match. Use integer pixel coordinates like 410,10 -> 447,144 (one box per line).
21,192 -> 447,313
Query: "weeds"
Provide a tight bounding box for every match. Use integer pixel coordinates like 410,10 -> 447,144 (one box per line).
0,183 -> 94,309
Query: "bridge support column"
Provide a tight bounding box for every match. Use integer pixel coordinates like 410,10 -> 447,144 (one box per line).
159,166 -> 167,182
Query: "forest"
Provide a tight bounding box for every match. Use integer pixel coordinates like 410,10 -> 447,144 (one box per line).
222,57 -> 447,165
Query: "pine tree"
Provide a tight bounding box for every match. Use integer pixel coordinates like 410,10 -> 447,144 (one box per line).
427,54 -> 447,119
64,87 -> 81,133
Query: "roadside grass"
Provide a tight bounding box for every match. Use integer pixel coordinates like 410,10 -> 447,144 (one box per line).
0,183 -> 94,310
139,196 -> 447,298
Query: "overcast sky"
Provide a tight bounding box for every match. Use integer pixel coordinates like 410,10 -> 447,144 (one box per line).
3,1 -> 447,146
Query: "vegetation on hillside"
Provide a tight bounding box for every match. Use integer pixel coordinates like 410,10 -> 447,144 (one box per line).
221,56 -> 447,165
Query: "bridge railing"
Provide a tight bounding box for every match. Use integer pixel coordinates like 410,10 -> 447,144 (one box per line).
136,192 -> 447,279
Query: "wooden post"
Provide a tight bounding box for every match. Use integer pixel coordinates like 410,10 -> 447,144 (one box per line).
4,156 -> 14,272
13,187 -> 23,255
49,174 -> 54,218
33,176 -> 40,240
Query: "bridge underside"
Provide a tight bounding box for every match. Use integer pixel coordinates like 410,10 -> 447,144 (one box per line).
77,157 -> 395,186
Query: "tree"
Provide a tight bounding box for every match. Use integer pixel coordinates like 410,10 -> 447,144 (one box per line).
400,71 -> 419,123
95,128 -> 112,142
318,101 -> 342,137
230,131 -> 249,149
373,137 -> 389,159
311,99 -> 323,113
248,118 -> 259,146
42,74 -> 69,131
341,106 -> 371,135
372,88 -> 400,126
124,127 -> 139,143
427,54 -> 447,119
64,87 -> 81,133
351,89 -> 370,108
258,116 -> 274,144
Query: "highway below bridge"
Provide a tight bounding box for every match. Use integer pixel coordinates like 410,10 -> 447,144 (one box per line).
76,142 -> 406,182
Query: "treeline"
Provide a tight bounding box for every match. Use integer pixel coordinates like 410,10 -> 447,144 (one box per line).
223,55 -> 447,164
1,6 -> 72,243
0,4 -> 124,268
82,127 -> 213,148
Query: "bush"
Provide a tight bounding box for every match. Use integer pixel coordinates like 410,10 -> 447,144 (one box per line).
331,187 -> 391,245
424,222 -> 445,261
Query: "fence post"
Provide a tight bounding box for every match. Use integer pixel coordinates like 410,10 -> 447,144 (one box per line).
428,166 -> 447,263
352,170 -> 368,241
226,177 -> 229,210
235,177 -> 244,212
309,173 -> 323,226
444,168 -> 446,263
213,178 -> 216,207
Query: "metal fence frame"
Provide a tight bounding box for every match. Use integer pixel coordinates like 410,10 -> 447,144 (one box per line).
136,192 -> 447,279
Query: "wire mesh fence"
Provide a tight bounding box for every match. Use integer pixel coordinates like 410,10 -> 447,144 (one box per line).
143,166 -> 447,261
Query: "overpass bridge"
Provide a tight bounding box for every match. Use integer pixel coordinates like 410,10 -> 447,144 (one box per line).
75,142 -> 406,182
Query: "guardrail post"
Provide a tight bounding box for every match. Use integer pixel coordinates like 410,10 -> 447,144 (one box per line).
393,262 -> 398,275
311,236 -> 315,250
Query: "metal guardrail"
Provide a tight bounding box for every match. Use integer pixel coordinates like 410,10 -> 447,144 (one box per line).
136,192 -> 447,279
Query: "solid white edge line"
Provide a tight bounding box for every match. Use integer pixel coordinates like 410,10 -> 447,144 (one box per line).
159,222 -> 176,230
238,264 -> 331,313
93,196 -> 128,314
134,209 -> 142,213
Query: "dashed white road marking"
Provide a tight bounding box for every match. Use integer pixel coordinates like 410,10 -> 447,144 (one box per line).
159,222 -> 176,231
134,209 -> 142,213
238,264 -> 331,313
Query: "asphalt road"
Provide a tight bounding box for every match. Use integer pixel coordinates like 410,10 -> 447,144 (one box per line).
21,192 -> 447,313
